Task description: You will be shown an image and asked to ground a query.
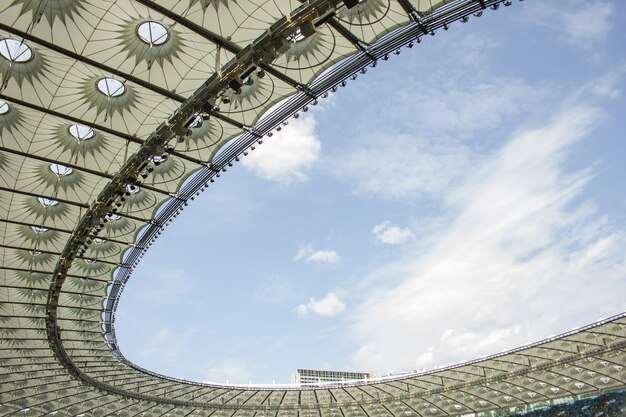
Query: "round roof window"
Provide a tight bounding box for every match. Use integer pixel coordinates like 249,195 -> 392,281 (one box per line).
0,100 -> 10,115
92,238 -> 106,245
105,213 -> 121,222
97,77 -> 126,97
37,197 -> 59,207
137,21 -> 169,46
287,27 -> 306,43
126,184 -> 140,194
50,164 -> 73,177
0,38 -> 33,63
68,124 -> 95,141
31,226 -> 49,233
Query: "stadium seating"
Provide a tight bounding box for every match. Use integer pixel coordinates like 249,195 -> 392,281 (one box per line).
509,390 -> 625,417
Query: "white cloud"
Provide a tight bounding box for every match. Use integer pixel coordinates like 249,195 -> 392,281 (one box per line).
335,134 -> 476,199
528,1 -> 614,50
296,292 -> 346,317
351,103 -> 626,373
241,115 -> 320,184
377,77 -> 546,140
294,245 -> 340,265
331,77 -> 546,199
372,221 -> 414,245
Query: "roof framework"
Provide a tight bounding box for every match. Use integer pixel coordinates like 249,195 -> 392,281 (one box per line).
0,0 -> 624,416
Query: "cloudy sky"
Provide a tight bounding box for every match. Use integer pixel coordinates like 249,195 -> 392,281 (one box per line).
115,0 -> 626,384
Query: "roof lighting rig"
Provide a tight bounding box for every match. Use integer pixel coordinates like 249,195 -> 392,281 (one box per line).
44,0 -> 350,399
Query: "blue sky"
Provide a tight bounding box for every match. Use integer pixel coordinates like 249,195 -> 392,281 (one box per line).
115,0 -> 626,385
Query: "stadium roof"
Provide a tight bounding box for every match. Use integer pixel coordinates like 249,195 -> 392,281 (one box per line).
0,0 -> 624,416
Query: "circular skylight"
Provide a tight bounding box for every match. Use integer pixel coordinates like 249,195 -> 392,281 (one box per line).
50,164 -> 73,177
188,114 -> 203,128
28,250 -> 42,257
92,238 -> 106,245
105,213 -> 121,222
0,38 -> 33,63
287,27 -> 306,43
37,197 -> 59,207
0,100 -> 9,115
137,21 -> 169,46
68,124 -> 95,141
126,184 -> 140,194
97,77 -> 126,97
31,226 -> 49,233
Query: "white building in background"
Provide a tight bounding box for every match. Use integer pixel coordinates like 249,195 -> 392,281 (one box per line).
292,369 -> 373,386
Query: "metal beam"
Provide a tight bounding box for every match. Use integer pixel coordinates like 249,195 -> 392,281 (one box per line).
0,267 -> 109,284
0,23 -> 186,103
258,63 -> 316,98
0,95 -> 205,166
0,218 -> 133,247
327,19 -> 375,60
0,185 -> 89,208
0,145 -> 173,197
134,0 -> 242,54
395,0 -> 421,21
0,185 -> 151,224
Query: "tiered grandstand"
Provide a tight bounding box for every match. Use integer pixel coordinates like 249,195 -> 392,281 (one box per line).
0,0 -> 624,416
509,390 -> 624,417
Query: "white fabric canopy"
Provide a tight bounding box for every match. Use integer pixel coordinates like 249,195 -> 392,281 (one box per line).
0,1 -> 624,416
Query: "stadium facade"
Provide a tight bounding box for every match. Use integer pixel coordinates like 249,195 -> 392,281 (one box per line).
0,0 -> 624,416
292,369 -> 373,386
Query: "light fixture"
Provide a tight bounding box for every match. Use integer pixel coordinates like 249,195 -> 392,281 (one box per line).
228,78 -> 243,94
